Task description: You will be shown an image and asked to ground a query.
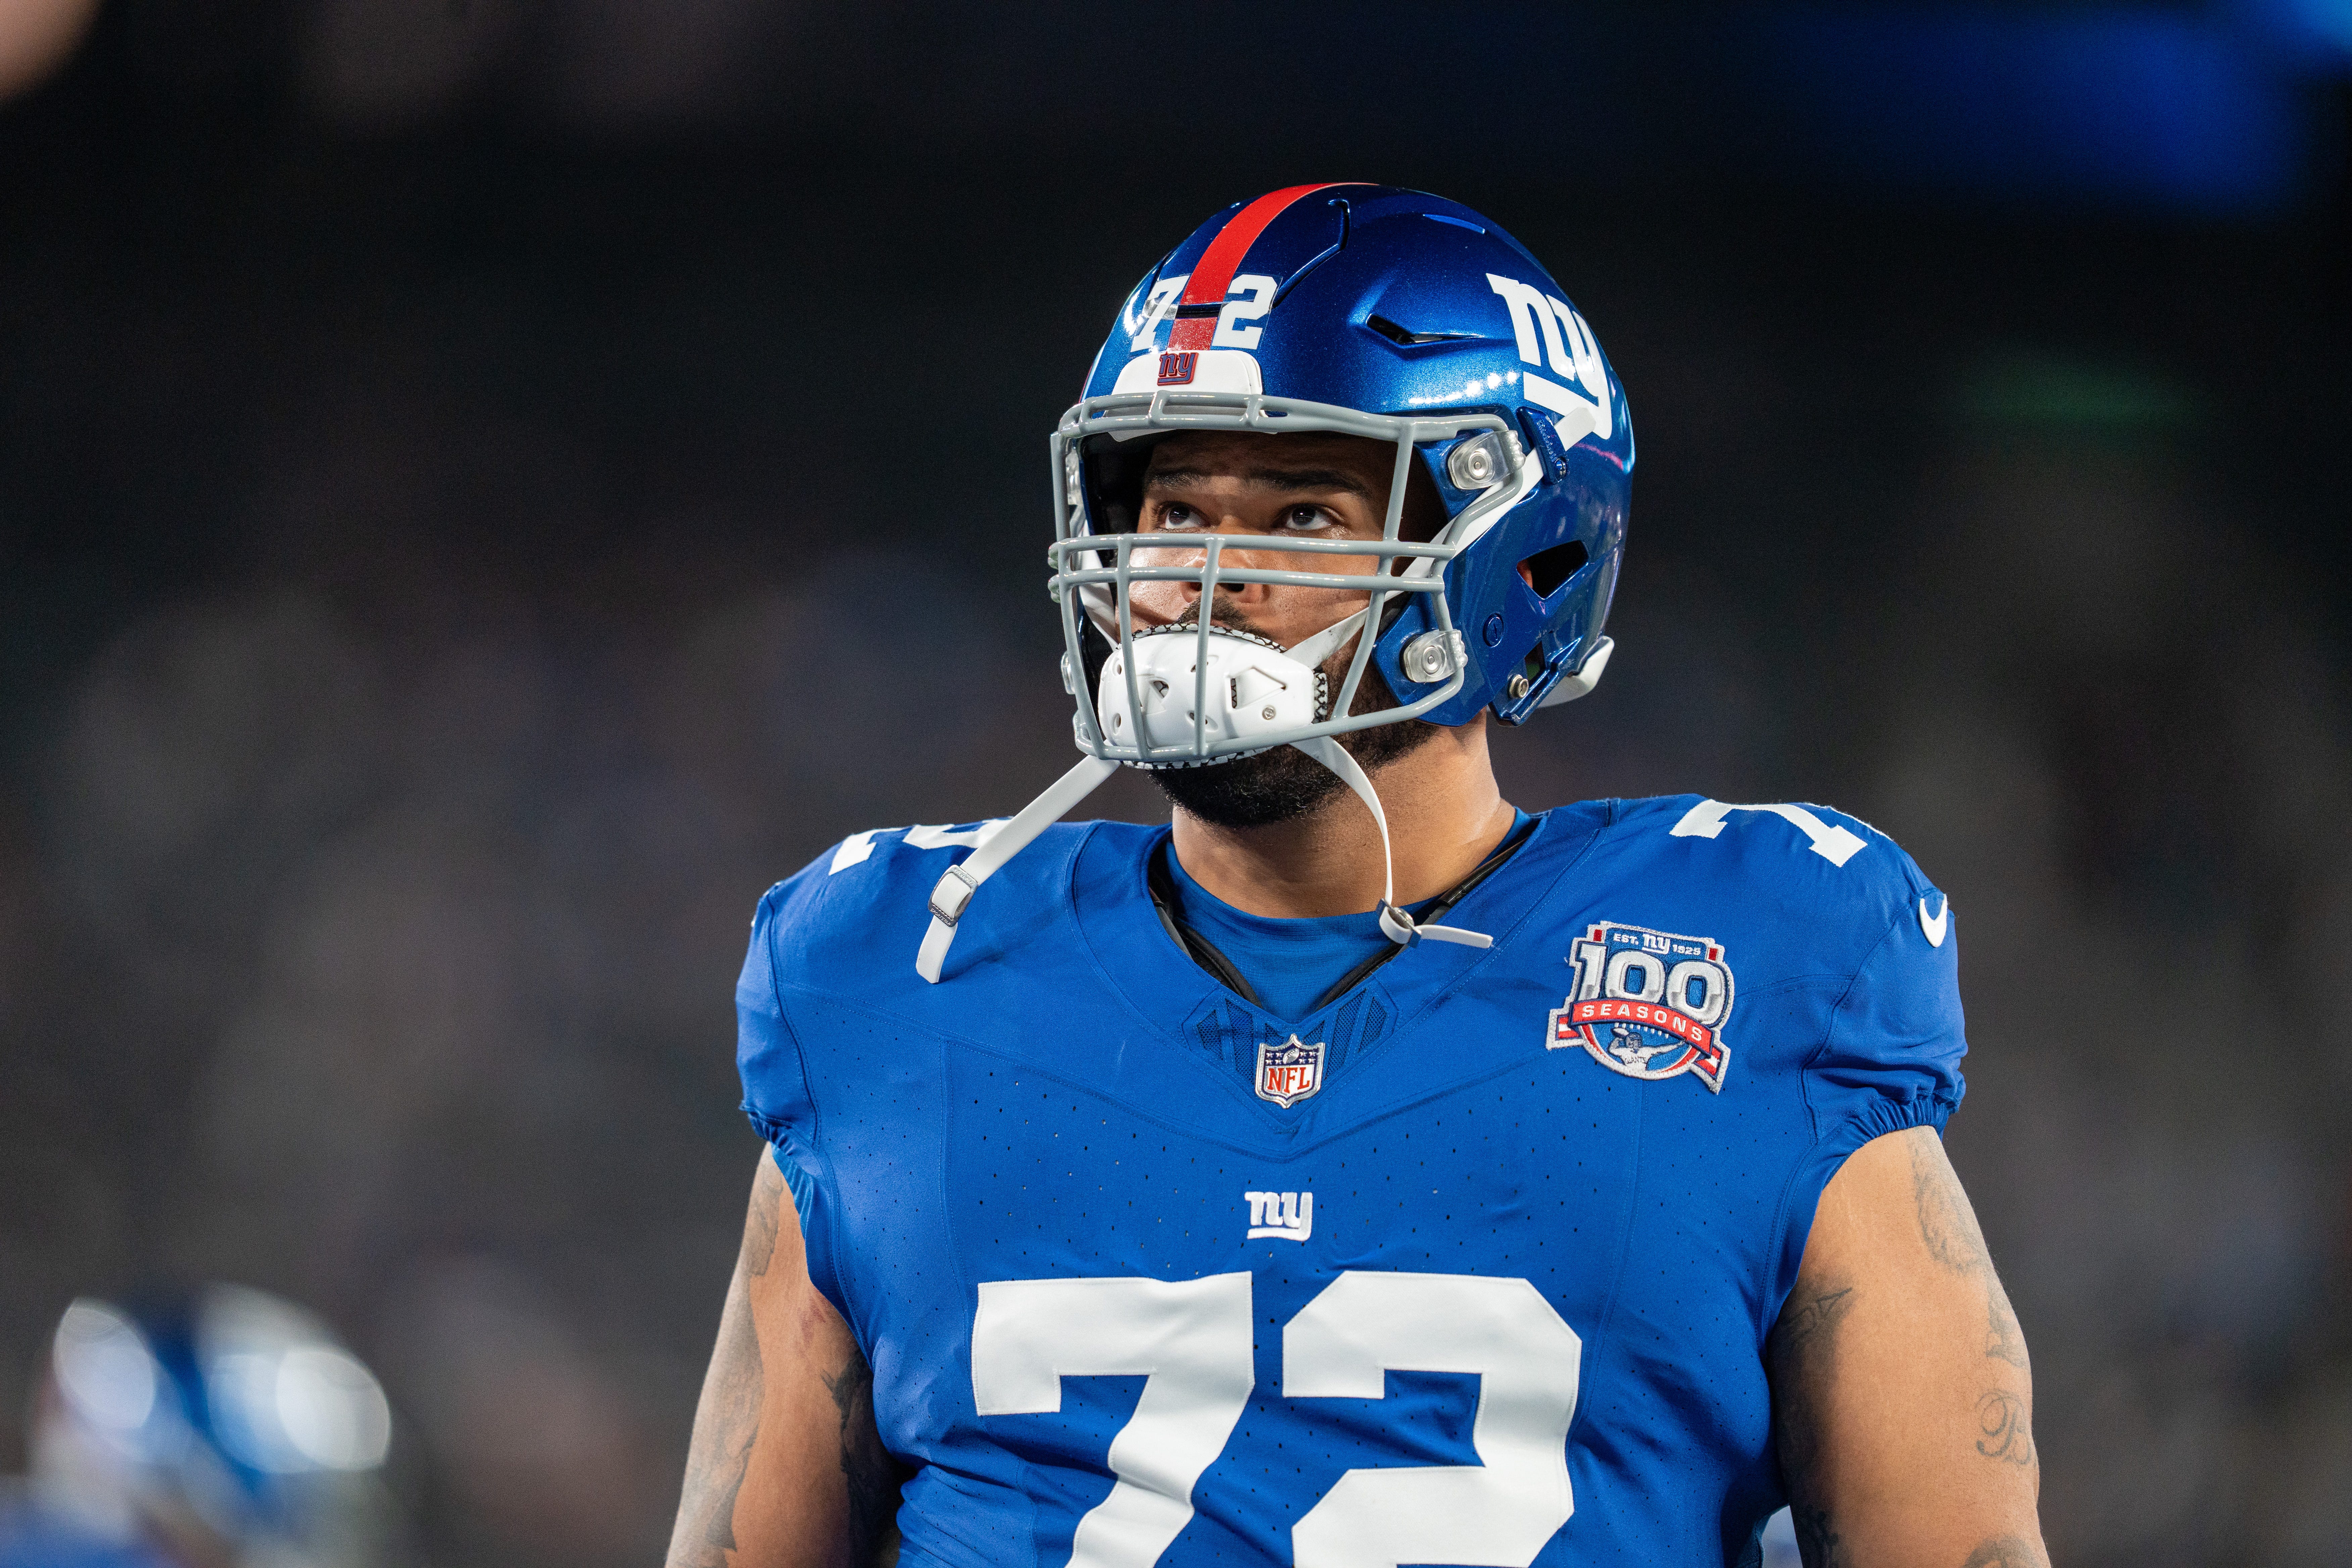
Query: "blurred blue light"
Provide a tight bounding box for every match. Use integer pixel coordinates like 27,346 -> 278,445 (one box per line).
1748,8 -> 2321,214
2253,0 -> 2352,57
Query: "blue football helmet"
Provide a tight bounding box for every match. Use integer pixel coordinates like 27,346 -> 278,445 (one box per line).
1058,182 -> 1631,737
916,184 -> 1633,981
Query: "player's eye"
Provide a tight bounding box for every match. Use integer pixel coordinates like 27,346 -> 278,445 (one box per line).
1151,502 -> 1206,532
1276,505 -> 1336,533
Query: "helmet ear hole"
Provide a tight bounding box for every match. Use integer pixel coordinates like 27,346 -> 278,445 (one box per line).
1398,455 -> 1449,543
1080,432 -> 1168,534
1519,539 -> 1589,599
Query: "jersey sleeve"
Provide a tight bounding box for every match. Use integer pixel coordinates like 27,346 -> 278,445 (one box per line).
734,867 -> 852,1321
1772,869 -> 1968,1308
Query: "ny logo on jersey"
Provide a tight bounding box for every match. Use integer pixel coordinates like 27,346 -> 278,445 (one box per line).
1549,921 -> 1735,1093
1486,272 -> 1613,442
1255,1035 -> 1326,1108
1244,1190 -> 1313,1241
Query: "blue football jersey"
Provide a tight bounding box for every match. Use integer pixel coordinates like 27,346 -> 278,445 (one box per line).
736,796 -> 1966,1568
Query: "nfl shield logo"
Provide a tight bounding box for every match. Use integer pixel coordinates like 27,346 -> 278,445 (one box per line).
1255,1034 -> 1326,1108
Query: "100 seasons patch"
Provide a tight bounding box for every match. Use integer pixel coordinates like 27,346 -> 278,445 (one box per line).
1548,921 -> 1734,1093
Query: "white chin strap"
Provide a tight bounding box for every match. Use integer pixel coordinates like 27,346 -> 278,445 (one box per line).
1284,735 -> 1493,951
1276,607 -> 1365,671
916,608 -> 1491,982
917,753 -> 1119,983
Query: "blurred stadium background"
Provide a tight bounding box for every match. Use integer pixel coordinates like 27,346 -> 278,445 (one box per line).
2,2 -> 2350,1564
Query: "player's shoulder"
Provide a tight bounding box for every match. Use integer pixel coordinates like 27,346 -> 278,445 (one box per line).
1580,792 -> 1941,953
747,817 -> 1160,991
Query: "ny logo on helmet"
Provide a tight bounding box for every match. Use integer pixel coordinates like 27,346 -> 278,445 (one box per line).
1486,273 -> 1613,442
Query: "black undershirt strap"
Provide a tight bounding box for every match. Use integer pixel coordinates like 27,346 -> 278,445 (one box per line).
1144,815 -> 1542,1017
1303,814 -> 1541,1012
1146,846 -> 1261,1005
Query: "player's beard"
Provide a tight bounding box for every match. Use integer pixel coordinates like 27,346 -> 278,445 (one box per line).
1147,602 -> 1443,829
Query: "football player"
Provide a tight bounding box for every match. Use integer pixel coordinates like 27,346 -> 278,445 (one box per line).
667,186 -> 2047,1568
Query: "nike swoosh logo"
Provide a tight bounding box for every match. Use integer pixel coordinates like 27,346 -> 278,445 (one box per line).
1919,895 -> 1949,947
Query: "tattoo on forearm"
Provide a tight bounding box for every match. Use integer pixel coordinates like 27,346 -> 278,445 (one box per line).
1961,1532 -> 2049,1568
1767,1279 -> 1857,1568
1974,1389 -> 2035,1467
825,1353 -> 911,1568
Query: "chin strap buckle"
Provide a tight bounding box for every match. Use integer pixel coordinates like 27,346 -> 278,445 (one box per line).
915,754 -> 1123,983
927,866 -> 979,926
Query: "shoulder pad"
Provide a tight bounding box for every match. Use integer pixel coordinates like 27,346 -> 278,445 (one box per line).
1611,793 -> 1943,946
754,819 -> 1115,995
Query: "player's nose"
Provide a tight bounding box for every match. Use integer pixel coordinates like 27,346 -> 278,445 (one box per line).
1138,526 -> 1291,587
1198,520 -> 1314,590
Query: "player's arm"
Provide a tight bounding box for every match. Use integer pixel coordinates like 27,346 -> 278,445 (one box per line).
1768,1126 -> 2047,1568
668,1148 -> 905,1568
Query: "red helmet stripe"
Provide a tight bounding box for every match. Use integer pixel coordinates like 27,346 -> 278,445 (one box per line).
1167,183 -> 1362,348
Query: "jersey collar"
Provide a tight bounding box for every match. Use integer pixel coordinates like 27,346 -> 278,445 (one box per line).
1071,806 -> 1601,1047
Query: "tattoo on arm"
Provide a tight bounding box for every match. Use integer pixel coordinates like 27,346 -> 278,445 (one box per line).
745,1154 -> 784,1278
824,1352 -> 911,1568
1790,1505 -> 1842,1568
1983,1276 -> 2028,1369
1907,1134 -> 2030,1370
668,1276 -> 763,1568
1908,1133 -> 1991,1273
666,1158 -> 787,1568
1767,1280 -> 1857,1568
1770,1138 -> 2043,1566
1974,1389 -> 2035,1467
1961,1533 -> 2050,1568
1909,1132 -> 2042,1491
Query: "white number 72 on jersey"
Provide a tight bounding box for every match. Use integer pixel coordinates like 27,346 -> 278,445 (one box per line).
971,1271 -> 1583,1568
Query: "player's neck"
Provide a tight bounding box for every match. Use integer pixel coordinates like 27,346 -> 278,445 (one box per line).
1169,720 -> 1516,919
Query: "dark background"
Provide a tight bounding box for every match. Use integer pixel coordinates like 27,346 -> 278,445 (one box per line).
4,3 -> 2351,1565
